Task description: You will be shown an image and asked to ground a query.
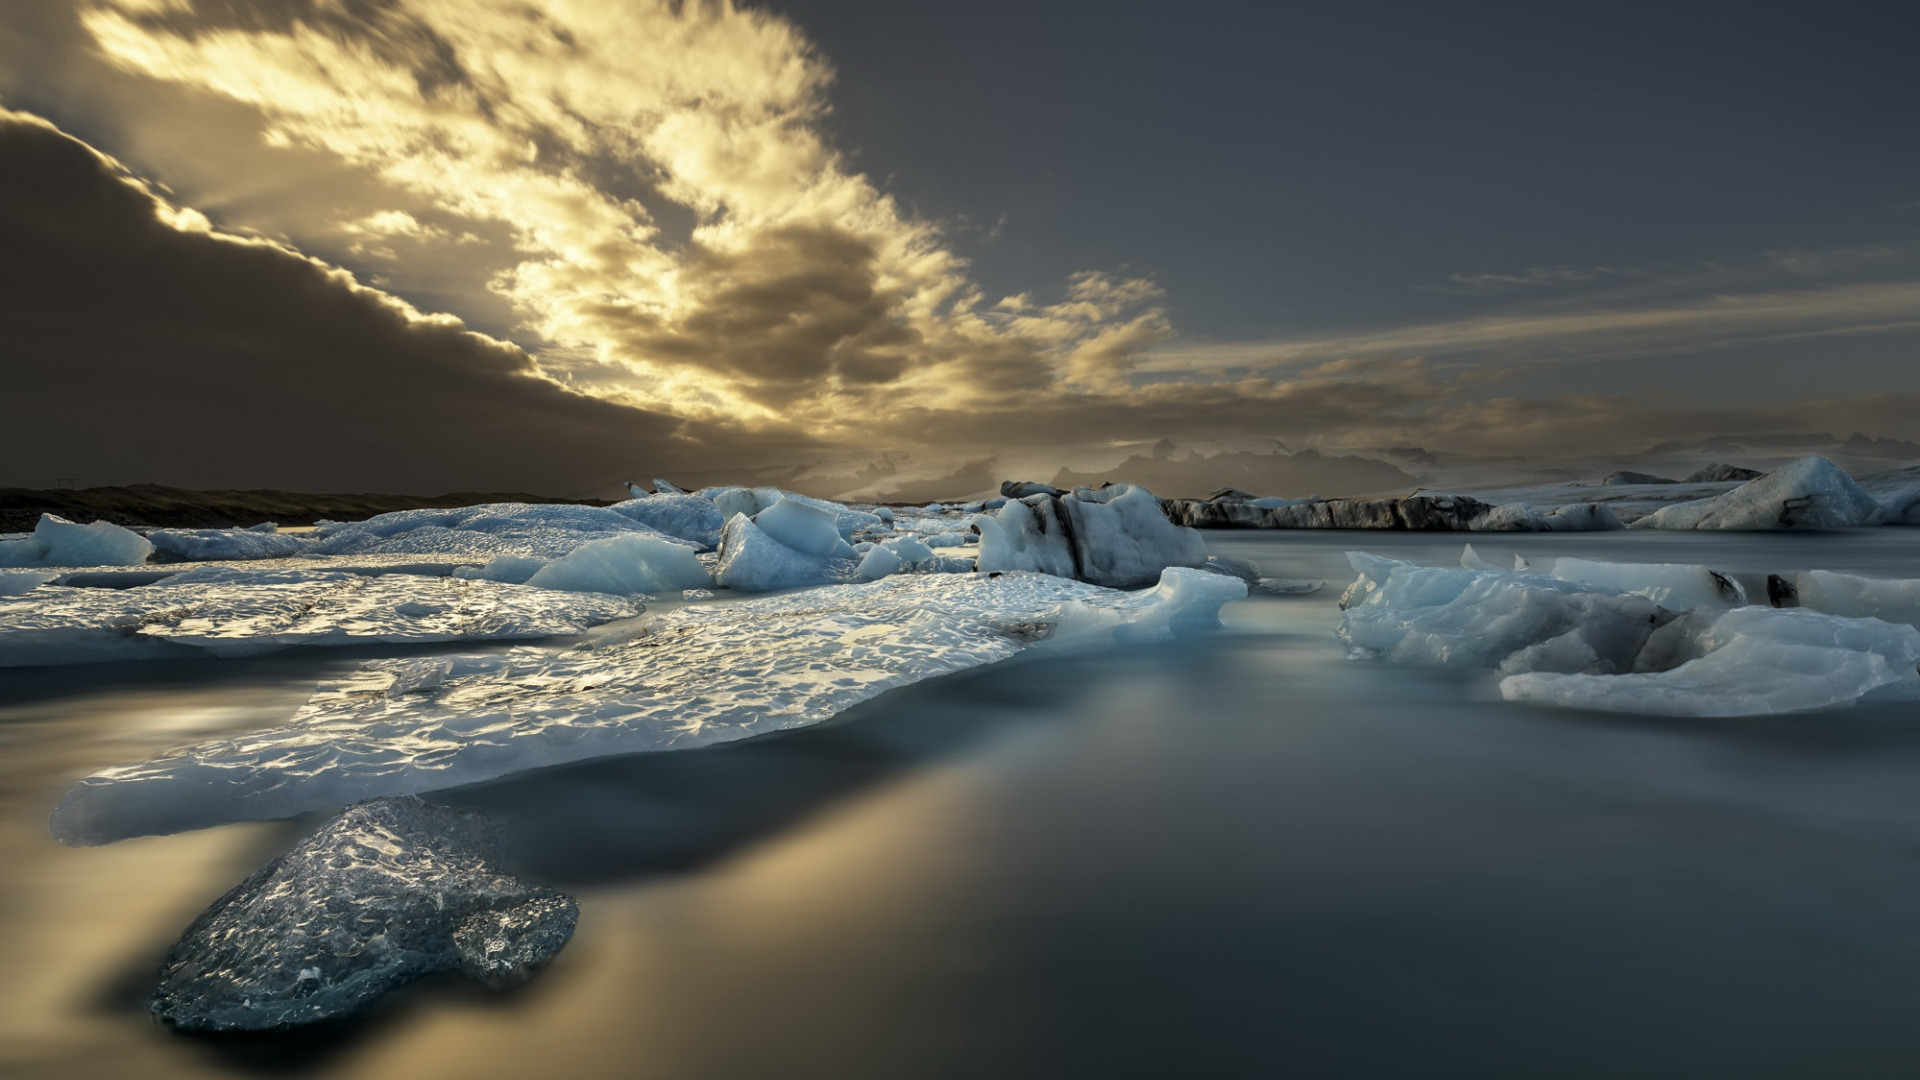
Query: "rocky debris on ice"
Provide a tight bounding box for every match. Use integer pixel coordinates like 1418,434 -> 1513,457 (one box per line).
146,524 -> 308,562
0,571 -> 640,667
1338,550 -> 1920,716
1467,502 -> 1627,532
975,483 -> 1209,588
1632,456 -> 1884,530
305,503 -> 685,559
1162,492 -> 1500,531
1681,463 -> 1764,484
150,796 -> 575,1032
607,492 -> 725,549
0,514 -> 152,568
1603,471 -> 1676,485
53,569 -> 1247,844
1000,480 -> 1066,499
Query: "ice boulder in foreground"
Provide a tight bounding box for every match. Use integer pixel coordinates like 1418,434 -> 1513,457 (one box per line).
974,484 -> 1208,588
54,569 -> 1246,844
1549,556 -> 1746,610
713,510 -> 852,592
1774,569 -> 1920,629
146,525 -> 307,562
607,492 -> 725,550
0,514 -> 151,568
150,796 -> 575,1032
522,533 -> 710,595
0,571 -> 639,667
1632,456 -> 1882,530
1338,551 -> 1920,716
304,503 -> 683,559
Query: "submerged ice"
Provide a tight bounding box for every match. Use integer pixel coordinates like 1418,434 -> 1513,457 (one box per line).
150,796 -> 575,1032
54,569 -> 1247,844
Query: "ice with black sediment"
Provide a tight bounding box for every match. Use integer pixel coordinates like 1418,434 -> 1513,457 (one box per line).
54,569 -> 1247,844
150,796 -> 575,1032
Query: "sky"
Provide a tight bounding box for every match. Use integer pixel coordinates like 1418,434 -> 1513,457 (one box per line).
1,0 -> 1917,495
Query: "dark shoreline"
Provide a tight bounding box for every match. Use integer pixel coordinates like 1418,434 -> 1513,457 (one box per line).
0,484 -> 612,532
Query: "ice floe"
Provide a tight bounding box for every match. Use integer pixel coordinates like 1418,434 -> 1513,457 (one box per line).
305,503 -> 683,559
1338,550 -> 1920,717
0,571 -> 639,667
1776,569 -> 1920,629
150,796 -> 575,1031
53,569 -> 1246,844
1632,456 -> 1884,530
606,492 -> 725,549
0,514 -> 151,567
146,524 -> 308,562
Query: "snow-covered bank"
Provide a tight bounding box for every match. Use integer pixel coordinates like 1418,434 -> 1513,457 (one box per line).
53,568 -> 1246,845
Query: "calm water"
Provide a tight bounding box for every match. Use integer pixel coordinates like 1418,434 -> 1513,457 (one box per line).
4,530 -> 1920,1079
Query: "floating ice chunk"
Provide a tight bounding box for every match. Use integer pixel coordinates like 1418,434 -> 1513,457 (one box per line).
884,536 -> 936,566
752,499 -> 858,559
307,503 -> 679,559
1784,569 -> 1920,629
1460,544 -> 1500,571
1336,553 -> 1671,674
1549,556 -> 1747,610
522,533 -> 710,595
1,570 -> 56,595
974,484 -> 1207,588
0,573 -> 639,667
54,570 -> 1245,844
147,527 -> 307,562
0,514 -> 152,568
651,477 -> 687,494
1501,607 -> 1920,716
712,513 -> 849,592
149,796 -> 575,1032
452,554 -> 548,585
607,493 -> 725,549
1633,456 -> 1883,530
704,487 -> 881,539
856,544 -> 904,579
924,531 -> 971,548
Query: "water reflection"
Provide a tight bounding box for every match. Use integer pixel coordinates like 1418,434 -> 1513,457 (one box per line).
4,531 -> 1920,1078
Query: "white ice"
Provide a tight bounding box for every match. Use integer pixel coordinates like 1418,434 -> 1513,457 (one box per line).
1501,607 -> 1920,716
606,492 -> 725,549
147,525 -> 309,562
305,503 -> 683,559
1632,456 -> 1884,530
0,514 -> 152,568
973,484 -> 1208,588
52,568 -> 1247,844
522,533 -> 711,595
712,513 -> 852,592
751,498 -> 858,559
1548,556 -> 1747,610
1787,569 -> 1920,628
0,571 -> 639,667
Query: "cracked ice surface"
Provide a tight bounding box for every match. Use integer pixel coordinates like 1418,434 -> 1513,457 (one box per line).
0,570 -> 640,667
150,796 -> 576,1032
53,569 -> 1246,845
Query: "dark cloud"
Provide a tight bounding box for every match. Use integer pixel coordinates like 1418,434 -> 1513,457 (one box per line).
0,115 -> 814,494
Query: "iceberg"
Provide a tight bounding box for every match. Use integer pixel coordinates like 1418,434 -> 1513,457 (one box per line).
704,487 -> 883,540
712,513 -> 852,592
1,569 -> 56,595
1778,569 -> 1920,629
522,533 -> 710,595
150,796 -> 575,1032
974,484 -> 1208,588
1548,556 -> 1746,610
146,525 -> 308,562
0,571 -> 640,667
1501,607 -> 1920,716
751,498 -> 858,559
0,514 -> 152,567
855,544 -> 904,579
606,492 -> 725,549
1632,456 -> 1883,530
53,569 -> 1246,844
305,503 -> 682,559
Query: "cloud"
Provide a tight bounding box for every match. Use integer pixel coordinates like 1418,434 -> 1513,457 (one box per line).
0,108 -> 815,492
65,0 -> 1166,435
